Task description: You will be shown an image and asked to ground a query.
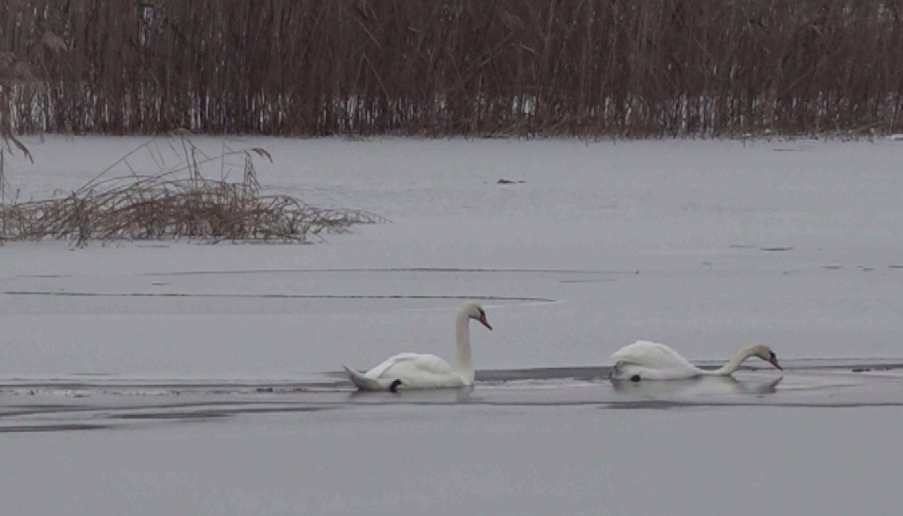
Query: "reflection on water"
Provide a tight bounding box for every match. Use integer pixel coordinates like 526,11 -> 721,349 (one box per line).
348,385 -> 474,404
610,375 -> 783,398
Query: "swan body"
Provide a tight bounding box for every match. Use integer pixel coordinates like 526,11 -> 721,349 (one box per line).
343,302 -> 492,391
609,340 -> 782,381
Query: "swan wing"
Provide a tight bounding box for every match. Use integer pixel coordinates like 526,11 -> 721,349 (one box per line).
610,340 -> 696,368
609,340 -> 700,380
365,352 -> 454,379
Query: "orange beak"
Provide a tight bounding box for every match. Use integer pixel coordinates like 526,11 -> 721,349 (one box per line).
478,314 -> 492,331
770,356 -> 783,371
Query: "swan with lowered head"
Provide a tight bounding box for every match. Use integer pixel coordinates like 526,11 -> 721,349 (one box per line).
343,302 -> 492,391
609,340 -> 782,381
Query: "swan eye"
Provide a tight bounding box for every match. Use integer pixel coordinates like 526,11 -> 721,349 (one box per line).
478,309 -> 485,318
769,352 -> 777,360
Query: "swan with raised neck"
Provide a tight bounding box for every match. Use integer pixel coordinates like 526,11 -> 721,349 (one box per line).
343,302 -> 492,390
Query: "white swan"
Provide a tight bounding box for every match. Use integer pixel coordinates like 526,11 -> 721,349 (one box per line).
609,340 -> 782,381
343,302 -> 492,391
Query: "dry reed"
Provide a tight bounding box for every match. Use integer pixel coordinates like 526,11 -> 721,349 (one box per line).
0,139 -> 386,246
3,1 -> 903,138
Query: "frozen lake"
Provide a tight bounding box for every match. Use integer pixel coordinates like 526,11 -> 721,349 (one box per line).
2,136 -> 903,514
3,370 -> 903,515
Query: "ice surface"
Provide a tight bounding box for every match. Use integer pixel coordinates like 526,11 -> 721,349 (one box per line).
2,136 -> 902,379
2,136 -> 903,515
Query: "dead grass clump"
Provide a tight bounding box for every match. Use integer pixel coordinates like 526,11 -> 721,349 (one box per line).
0,140 -> 386,246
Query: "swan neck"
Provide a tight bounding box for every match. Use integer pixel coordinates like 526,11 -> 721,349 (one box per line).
712,346 -> 756,376
454,310 -> 474,382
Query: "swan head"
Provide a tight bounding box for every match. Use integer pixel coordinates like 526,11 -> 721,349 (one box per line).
749,344 -> 782,371
461,302 -> 492,330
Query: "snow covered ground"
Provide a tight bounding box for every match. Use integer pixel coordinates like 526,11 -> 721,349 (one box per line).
2,136 -> 903,515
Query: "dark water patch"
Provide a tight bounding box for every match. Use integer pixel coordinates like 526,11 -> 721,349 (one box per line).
477,367 -> 609,382
849,365 -> 903,373
760,246 -> 794,252
797,360 -> 903,371
0,405 -> 106,418
605,401 -> 903,410
347,399 -> 609,408
3,291 -> 555,303
0,423 -> 108,433
109,400 -> 330,412
4,403 -> 78,410
0,384 -> 344,400
606,401 -> 685,410
0,399 -> 327,419
209,405 -> 336,415
142,267 -> 630,277
559,278 -> 618,284
107,404 -> 338,421
111,411 -> 233,421
0,380 -> 324,391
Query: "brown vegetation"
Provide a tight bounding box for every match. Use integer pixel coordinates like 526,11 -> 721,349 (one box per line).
2,1 -> 903,138
0,139 -> 386,245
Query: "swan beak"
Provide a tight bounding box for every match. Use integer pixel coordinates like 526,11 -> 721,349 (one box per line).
770,357 -> 783,370
478,314 -> 493,331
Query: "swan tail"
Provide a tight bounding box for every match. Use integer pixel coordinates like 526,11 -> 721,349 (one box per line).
342,365 -> 399,391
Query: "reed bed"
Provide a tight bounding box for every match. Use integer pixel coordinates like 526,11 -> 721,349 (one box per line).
0,140 -> 386,246
1,0 -> 903,138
